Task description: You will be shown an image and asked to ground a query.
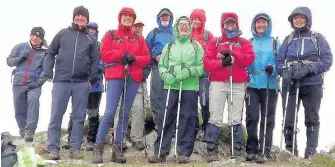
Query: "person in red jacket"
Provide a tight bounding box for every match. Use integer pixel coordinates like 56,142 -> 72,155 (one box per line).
92,7 -> 150,164
202,12 -> 255,162
190,9 -> 214,139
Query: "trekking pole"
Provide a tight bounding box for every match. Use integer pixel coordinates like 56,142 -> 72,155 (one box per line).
158,86 -> 171,158
174,81 -> 183,163
280,84 -> 290,150
120,65 -> 128,154
292,81 -> 300,156
259,74 -> 270,162
229,65 -> 235,159
141,83 -> 148,157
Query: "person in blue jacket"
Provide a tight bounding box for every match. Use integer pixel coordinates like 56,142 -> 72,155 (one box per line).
276,7 -> 333,159
145,8 -> 175,131
246,13 -> 281,162
64,22 -> 104,152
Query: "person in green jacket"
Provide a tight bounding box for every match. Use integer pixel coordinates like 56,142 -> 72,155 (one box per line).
148,16 -> 204,164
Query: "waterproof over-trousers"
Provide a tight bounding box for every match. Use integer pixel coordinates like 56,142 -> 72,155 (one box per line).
150,65 -> 164,131
282,84 -> 322,156
96,78 -> 139,145
68,92 -> 102,143
154,90 -> 198,157
13,86 -> 42,137
47,82 -> 90,151
245,87 -> 278,154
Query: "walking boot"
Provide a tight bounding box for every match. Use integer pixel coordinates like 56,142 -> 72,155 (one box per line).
69,149 -> 84,159
177,156 -> 190,164
86,141 -> 95,151
24,131 -> 34,142
92,144 -> 104,164
246,153 -> 257,161
111,144 -> 126,163
148,155 -> 167,163
207,149 -> 219,163
48,150 -> 60,160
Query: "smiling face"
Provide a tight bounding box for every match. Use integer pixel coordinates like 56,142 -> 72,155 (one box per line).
177,19 -> 190,36
120,14 -> 134,26
30,35 -> 42,47
132,24 -> 143,35
192,17 -> 202,29
160,14 -> 170,27
292,14 -> 307,29
255,17 -> 269,35
73,14 -> 88,28
223,19 -> 237,30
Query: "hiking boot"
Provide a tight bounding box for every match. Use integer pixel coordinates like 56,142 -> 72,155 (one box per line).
62,142 -> 71,150
148,155 -> 166,163
234,155 -> 246,162
177,156 -> 190,164
304,152 -> 315,161
92,144 -> 104,164
122,142 -> 128,150
207,149 -> 219,163
24,132 -> 34,142
256,154 -> 268,163
133,141 -> 145,151
246,153 -> 257,161
48,150 -> 60,160
69,149 -> 84,159
111,144 -> 126,163
86,141 -> 94,151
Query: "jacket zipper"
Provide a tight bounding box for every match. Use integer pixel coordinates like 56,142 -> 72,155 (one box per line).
72,31 -> 79,81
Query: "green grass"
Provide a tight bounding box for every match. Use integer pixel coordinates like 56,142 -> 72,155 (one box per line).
310,154 -> 335,167
54,162 -> 210,167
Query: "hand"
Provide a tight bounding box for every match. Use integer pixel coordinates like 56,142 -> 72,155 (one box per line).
121,57 -> 128,65
221,56 -> 233,67
265,64 -> 274,76
20,50 -> 30,59
164,73 -> 175,85
291,68 -> 309,80
155,55 -> 160,62
220,51 -> 231,58
125,52 -> 136,65
27,81 -> 41,90
175,68 -> 191,81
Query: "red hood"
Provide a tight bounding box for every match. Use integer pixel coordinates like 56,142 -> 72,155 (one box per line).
117,7 -> 136,33
190,9 -> 206,30
220,12 -> 240,41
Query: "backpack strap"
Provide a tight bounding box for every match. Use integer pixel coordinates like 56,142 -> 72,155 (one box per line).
272,36 -> 278,56
287,31 -> 295,45
190,39 -> 199,56
152,28 -> 159,42
311,31 -> 321,55
215,37 -> 222,50
249,37 -> 254,43
204,30 -> 209,44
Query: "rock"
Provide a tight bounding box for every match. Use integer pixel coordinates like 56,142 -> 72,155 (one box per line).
34,143 -> 48,155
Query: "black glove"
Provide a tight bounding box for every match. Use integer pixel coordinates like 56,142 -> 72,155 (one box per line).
265,64 -> 274,76
221,56 -> 233,67
27,81 -> 41,90
291,67 -> 310,80
121,57 -> 128,65
125,52 -> 136,65
142,66 -> 151,82
220,51 -> 231,57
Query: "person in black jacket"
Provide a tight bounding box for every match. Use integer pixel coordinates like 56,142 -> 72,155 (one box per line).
44,6 -> 99,160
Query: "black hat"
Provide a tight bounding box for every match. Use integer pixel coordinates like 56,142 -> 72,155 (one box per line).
73,6 -> 89,22
30,27 -> 45,39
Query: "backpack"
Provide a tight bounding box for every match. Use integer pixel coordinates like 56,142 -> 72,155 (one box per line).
249,36 -> 278,56
215,37 -> 242,51
204,30 -> 209,44
287,31 -> 321,55
1,132 -> 17,167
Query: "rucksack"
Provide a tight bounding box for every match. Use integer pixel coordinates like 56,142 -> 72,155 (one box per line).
287,31 -> 321,55
215,37 -> 242,51
1,132 -> 17,167
204,30 -> 209,44
249,36 -> 278,56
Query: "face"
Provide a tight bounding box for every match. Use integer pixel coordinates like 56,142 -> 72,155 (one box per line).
223,20 -> 237,30
132,24 -> 143,34
292,14 -> 307,28
120,14 -> 134,26
88,28 -> 97,34
74,14 -> 88,28
192,18 -> 202,29
30,35 -> 42,47
255,18 -> 269,34
177,20 -> 190,36
160,14 -> 170,27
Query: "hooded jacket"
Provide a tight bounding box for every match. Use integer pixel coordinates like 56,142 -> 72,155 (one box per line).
146,8 -> 176,66
159,16 -> 204,91
190,9 -> 214,50
100,7 -> 150,83
203,13 -> 255,82
247,13 -> 281,90
276,7 -> 333,86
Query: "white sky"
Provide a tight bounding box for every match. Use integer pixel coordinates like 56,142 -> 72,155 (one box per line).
1,0 -> 334,157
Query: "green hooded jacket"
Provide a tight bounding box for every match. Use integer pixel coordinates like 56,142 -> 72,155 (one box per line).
158,16 -> 204,91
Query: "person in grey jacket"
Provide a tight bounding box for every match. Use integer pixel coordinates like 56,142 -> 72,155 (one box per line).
44,6 -> 100,160
7,27 -> 48,142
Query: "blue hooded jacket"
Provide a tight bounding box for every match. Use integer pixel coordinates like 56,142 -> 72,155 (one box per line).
276,7 -> 333,87
248,13 -> 281,90
146,8 -> 175,66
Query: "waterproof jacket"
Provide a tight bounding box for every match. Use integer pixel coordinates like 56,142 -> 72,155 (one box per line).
276,7 -> 333,87
44,24 -> 100,83
248,13 -> 281,90
90,41 -> 104,92
203,13 -> 255,83
159,16 -> 204,91
7,42 -> 48,86
100,8 -> 150,83
146,8 -> 175,66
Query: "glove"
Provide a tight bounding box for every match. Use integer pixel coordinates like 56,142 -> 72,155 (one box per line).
265,64 -> 274,76
163,73 -> 175,85
125,52 -> 136,65
175,68 -> 191,81
220,51 -> 231,58
221,56 -> 233,67
291,67 -> 310,80
27,81 -> 41,90
121,57 -> 128,65
20,50 -> 30,59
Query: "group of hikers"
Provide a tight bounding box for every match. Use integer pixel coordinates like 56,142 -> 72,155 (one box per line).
6,5 -> 333,164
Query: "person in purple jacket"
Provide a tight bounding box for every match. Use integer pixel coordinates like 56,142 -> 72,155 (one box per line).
276,6 -> 333,160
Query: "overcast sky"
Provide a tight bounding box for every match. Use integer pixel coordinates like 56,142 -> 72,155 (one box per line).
1,0 -> 334,156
